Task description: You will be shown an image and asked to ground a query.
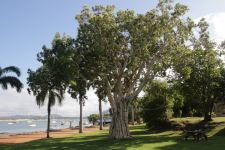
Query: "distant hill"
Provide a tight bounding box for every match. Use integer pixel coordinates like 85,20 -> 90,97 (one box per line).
0,114 -> 79,120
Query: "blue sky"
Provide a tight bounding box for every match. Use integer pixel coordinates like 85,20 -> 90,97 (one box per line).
1,0 -> 225,116
1,0 -> 225,83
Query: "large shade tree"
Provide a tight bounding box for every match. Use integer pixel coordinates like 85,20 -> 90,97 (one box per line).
173,19 -> 223,121
75,1 -> 195,139
0,66 -> 23,92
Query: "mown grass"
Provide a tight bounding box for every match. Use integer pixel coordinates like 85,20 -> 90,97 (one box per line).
1,117 -> 225,150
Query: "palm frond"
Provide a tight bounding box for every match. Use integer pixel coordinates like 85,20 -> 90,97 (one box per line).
0,66 -> 21,77
0,76 -> 23,92
36,90 -> 48,107
53,90 -> 64,106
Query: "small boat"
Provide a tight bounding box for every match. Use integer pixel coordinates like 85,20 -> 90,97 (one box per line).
61,121 -> 65,125
84,124 -> 93,128
52,120 -> 57,124
29,124 -> 36,127
8,122 -> 16,125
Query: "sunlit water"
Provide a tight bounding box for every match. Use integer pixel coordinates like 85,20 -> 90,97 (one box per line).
0,118 -> 88,134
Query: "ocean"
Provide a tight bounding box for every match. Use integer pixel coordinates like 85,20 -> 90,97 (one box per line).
0,118 -> 89,134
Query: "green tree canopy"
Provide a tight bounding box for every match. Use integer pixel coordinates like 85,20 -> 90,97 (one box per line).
27,33 -> 75,138
173,19 -> 223,120
75,1 -> 195,139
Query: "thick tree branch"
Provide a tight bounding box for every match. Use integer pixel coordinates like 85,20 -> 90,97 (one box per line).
104,77 -> 116,109
125,61 -> 145,95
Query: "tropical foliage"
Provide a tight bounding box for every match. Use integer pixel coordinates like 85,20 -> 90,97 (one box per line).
27,33 -> 74,138
27,67 -> 64,138
0,66 -> 23,92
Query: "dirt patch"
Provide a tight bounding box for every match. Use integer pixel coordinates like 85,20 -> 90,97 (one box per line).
0,126 -> 107,144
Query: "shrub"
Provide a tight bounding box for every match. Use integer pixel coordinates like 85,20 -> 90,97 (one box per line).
142,80 -> 174,130
88,114 -> 99,125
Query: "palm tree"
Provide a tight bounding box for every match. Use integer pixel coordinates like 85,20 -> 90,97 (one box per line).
68,78 -> 87,134
36,88 -> 63,138
0,66 -> 23,92
131,105 -> 135,125
95,87 -> 107,130
27,67 -> 64,138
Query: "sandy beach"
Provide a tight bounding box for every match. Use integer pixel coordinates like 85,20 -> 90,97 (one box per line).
0,126 -> 106,144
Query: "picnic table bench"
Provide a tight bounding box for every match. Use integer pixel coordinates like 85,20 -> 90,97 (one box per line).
184,129 -> 208,141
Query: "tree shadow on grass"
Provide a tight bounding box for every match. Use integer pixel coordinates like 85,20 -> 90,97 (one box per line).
214,126 -> 225,136
0,131 -> 181,150
1,124 -> 225,150
154,136 -> 225,150
153,121 -> 225,150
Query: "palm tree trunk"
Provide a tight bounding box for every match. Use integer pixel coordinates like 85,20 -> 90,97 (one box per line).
99,99 -> 103,130
131,105 -> 135,125
206,100 -> 214,121
47,101 -> 51,138
79,98 -> 83,133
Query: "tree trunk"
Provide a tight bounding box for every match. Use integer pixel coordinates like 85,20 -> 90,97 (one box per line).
137,107 -> 141,124
47,101 -> 51,138
109,101 -> 130,139
79,99 -> 83,133
131,105 -> 135,125
204,113 -> 212,121
204,100 -> 213,122
209,100 -> 214,116
206,100 -> 214,121
99,99 -> 103,130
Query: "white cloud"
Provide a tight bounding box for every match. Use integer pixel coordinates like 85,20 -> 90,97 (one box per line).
0,87 -> 110,117
195,12 -> 225,43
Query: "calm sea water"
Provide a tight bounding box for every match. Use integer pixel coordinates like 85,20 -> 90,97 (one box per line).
0,118 -> 89,134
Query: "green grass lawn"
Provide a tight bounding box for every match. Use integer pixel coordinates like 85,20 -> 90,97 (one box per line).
1,117 -> 225,150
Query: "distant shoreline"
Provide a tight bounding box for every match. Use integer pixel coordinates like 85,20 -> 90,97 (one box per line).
0,119 -> 45,122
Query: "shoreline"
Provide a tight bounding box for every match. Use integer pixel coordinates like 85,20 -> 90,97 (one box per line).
0,126 -> 105,144
0,126 -> 82,136
0,124 -> 94,136
0,119 -> 92,136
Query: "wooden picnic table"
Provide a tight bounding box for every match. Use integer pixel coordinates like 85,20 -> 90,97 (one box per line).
184,129 -> 208,141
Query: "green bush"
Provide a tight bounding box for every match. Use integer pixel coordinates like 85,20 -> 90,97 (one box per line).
88,114 -> 99,125
142,80 -> 174,130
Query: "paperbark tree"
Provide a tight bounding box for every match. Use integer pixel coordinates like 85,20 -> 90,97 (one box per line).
75,2 -> 195,139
